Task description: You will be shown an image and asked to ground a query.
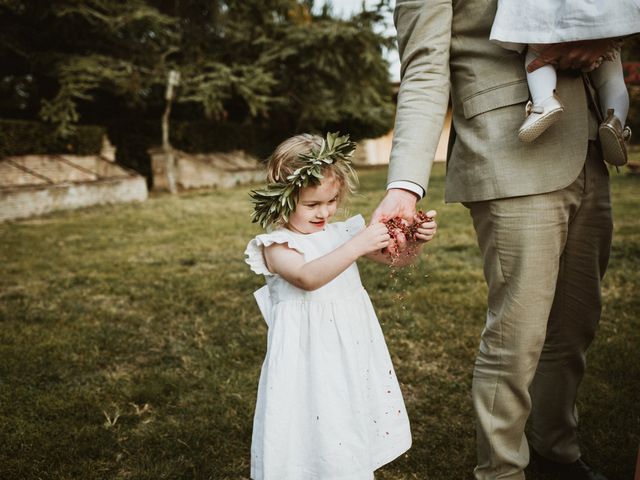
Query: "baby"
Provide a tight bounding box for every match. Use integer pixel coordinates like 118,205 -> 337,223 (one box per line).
490,1 -> 638,165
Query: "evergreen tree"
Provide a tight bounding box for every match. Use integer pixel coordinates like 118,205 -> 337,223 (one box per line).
0,0 -> 179,135
0,1 -> 395,146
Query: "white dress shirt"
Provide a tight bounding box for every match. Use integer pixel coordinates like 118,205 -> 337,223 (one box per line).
387,180 -> 425,199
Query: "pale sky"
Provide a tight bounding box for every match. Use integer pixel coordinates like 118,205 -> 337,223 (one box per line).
315,0 -> 400,81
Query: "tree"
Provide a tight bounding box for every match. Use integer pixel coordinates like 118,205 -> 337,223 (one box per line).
255,2 -> 396,138
0,0 -> 180,135
0,0 -> 396,163
150,0 -> 396,138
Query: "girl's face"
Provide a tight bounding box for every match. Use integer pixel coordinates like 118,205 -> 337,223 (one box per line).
287,174 -> 341,234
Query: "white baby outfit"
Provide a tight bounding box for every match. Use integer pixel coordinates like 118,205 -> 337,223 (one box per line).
245,215 -> 411,480
490,1 -> 640,50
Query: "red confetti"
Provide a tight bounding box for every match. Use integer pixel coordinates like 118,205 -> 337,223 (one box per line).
383,210 -> 433,259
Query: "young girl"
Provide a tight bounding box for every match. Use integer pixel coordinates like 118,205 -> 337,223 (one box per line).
244,132 -> 437,480
490,1 -> 639,165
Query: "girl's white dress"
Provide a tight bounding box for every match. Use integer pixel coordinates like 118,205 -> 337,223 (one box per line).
245,215 -> 411,480
490,0 -> 640,50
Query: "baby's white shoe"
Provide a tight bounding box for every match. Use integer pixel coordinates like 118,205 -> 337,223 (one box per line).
518,94 -> 564,143
599,108 -> 632,166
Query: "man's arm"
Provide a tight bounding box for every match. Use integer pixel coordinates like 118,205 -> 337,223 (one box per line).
387,0 -> 452,198
372,0 -> 452,232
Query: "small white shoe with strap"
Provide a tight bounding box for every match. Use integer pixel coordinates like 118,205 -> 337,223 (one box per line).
518,94 -> 564,143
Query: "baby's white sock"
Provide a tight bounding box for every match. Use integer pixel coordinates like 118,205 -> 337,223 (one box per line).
525,48 -> 557,105
590,53 -> 629,125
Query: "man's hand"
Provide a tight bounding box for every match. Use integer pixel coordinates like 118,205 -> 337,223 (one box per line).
371,188 -> 419,253
371,188 -> 419,223
527,38 -> 617,73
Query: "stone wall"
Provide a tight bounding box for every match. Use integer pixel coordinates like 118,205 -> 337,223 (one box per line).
150,148 -> 265,191
1,143 -> 148,221
0,176 -> 147,222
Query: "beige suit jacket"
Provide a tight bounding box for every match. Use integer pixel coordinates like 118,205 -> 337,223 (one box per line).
389,0 -> 594,203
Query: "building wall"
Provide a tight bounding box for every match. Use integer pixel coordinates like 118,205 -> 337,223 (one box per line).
355,108 -> 452,165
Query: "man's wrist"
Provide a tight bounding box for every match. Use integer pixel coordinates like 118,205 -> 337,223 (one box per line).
388,187 -> 420,202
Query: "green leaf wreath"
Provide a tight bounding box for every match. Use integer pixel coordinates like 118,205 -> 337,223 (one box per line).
250,132 -> 357,228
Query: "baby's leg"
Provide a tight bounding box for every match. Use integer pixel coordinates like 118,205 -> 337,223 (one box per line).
518,46 -> 563,142
590,53 -> 629,124
526,47 -> 557,104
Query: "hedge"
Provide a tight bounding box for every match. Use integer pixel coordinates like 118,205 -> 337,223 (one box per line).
171,120 -> 277,159
0,119 -> 105,157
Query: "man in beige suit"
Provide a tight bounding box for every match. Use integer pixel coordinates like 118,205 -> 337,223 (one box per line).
372,1 -> 617,479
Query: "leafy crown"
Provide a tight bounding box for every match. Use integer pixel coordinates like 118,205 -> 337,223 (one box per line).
250,132 -> 357,228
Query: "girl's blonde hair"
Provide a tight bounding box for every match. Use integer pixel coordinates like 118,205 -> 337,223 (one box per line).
266,134 -> 358,224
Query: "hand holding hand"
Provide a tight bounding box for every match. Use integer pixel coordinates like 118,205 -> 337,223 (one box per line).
527,38 -> 617,73
350,222 -> 391,257
371,189 -> 418,253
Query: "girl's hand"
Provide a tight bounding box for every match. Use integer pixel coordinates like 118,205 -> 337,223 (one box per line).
371,189 -> 418,253
350,222 -> 391,256
414,210 -> 437,243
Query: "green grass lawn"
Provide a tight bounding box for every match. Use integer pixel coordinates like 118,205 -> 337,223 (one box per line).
1,162 -> 638,480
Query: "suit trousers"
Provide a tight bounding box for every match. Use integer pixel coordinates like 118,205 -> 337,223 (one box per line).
466,143 -> 612,480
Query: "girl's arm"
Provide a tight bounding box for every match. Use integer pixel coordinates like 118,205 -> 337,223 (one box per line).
263,223 -> 390,291
365,212 -> 438,266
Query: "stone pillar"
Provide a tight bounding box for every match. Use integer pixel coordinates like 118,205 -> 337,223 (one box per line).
149,147 -> 178,192
100,135 -> 117,162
